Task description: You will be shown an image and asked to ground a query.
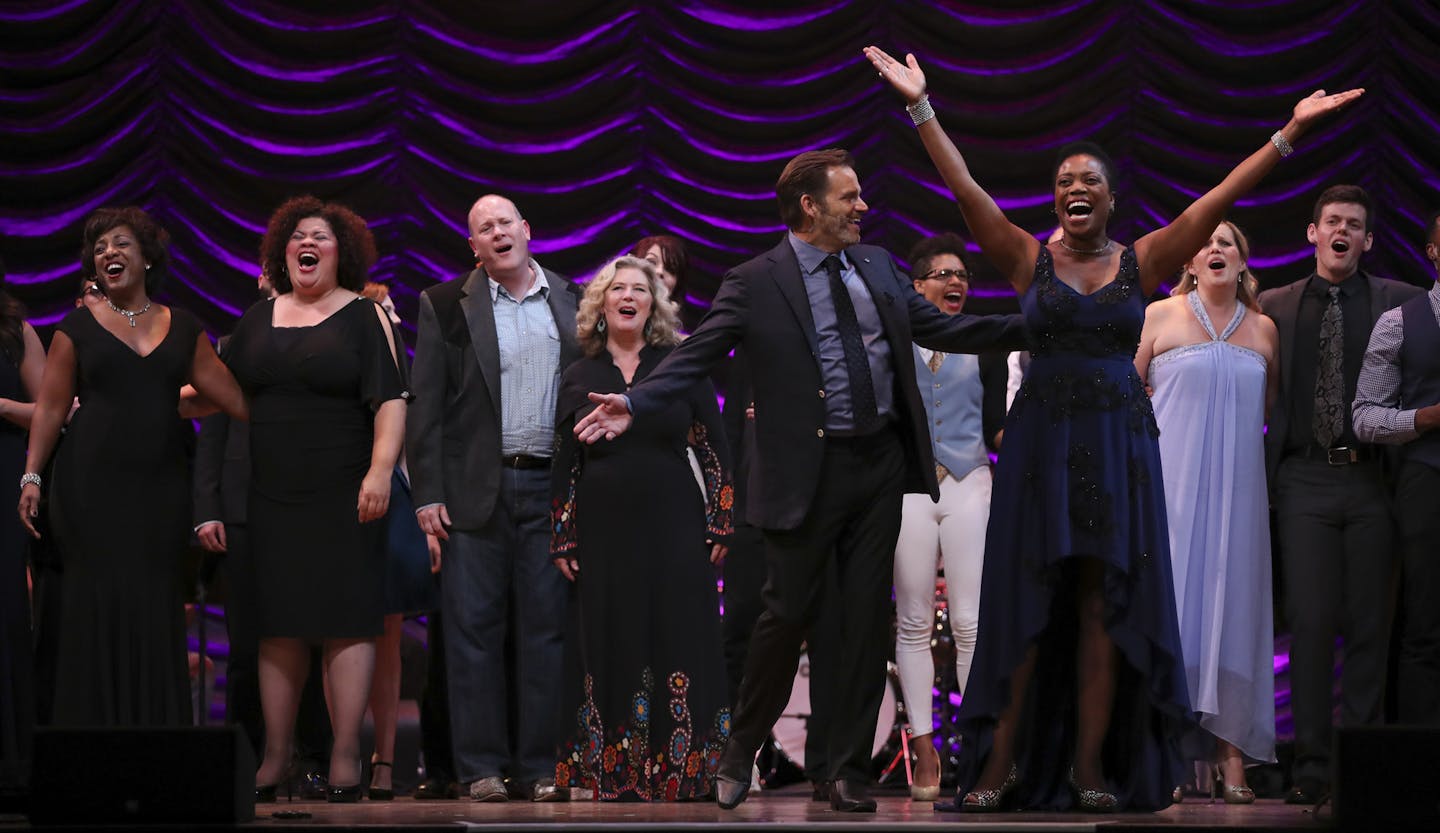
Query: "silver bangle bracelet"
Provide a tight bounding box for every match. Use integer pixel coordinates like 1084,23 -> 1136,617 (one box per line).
907,95 -> 935,127
1270,131 -> 1294,158
20,472 -> 41,490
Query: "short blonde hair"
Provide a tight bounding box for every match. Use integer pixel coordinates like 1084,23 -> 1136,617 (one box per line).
1171,220 -> 1261,311
577,256 -> 682,358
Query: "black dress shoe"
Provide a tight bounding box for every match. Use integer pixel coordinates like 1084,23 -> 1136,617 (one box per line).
811,780 -> 832,802
1285,777 -> 1326,805
414,777 -> 461,800
829,779 -> 877,813
714,775 -> 750,810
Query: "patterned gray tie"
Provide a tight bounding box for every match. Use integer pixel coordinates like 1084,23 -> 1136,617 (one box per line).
1312,285 -> 1345,448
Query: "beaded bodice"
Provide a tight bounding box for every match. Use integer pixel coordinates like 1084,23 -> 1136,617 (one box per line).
1027,246 -> 1144,360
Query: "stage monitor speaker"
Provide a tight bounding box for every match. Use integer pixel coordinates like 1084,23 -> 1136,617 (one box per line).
1335,725 -> 1440,832
29,725 -> 255,825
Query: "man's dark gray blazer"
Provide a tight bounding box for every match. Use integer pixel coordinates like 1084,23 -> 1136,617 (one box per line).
1259,271 -> 1423,484
407,266 -> 581,530
628,238 -> 1027,530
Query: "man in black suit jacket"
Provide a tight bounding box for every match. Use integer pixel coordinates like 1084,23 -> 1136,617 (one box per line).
1258,185 -> 1423,805
406,195 -> 580,803
578,149 -> 1026,811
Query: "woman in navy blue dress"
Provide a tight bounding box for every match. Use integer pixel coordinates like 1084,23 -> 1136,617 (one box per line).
866,46 -> 1360,811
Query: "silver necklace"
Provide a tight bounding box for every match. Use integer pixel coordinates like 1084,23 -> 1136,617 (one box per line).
1056,236 -> 1113,257
106,297 -> 152,327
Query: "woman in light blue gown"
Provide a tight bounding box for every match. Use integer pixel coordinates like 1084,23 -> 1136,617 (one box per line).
1135,221 -> 1279,802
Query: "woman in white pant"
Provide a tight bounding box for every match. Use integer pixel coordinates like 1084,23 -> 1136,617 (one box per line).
894,234 -> 1006,800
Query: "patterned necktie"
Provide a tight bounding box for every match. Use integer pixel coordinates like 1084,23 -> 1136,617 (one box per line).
927,351 -> 946,483
1312,285 -> 1345,448
822,255 -> 880,433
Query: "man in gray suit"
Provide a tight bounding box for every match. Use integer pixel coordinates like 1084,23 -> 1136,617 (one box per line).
407,195 -> 579,803
1258,184 -> 1423,806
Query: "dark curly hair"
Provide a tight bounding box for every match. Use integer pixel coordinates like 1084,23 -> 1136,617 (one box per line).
260,196 -> 376,294
907,232 -> 973,282
79,206 -> 170,296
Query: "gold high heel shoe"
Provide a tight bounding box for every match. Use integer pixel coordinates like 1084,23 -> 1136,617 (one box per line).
909,742 -> 942,802
1214,764 -> 1254,805
960,764 -> 1017,811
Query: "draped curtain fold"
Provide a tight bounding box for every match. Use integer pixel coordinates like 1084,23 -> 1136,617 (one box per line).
2,0 -> 1436,335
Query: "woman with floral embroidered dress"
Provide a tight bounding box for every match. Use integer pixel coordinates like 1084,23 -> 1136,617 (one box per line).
866,44 -> 1359,811
550,256 -> 733,801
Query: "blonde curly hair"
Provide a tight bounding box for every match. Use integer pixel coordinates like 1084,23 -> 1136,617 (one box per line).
577,256 -> 682,358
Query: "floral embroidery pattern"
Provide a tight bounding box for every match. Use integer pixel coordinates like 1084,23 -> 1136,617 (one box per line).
557,668 -> 731,801
550,450 -> 582,555
689,420 -> 734,540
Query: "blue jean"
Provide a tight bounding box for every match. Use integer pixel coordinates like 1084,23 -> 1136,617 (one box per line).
441,466 -> 569,783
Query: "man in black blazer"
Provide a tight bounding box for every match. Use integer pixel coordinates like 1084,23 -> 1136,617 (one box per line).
1258,185 -> 1423,805
577,149 -> 1026,811
407,195 -> 580,803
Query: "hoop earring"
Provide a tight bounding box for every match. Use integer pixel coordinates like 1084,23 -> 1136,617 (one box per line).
596,317 -> 606,333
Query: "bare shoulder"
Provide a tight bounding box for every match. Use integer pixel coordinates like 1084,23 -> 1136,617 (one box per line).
1144,294 -> 1185,321
1251,308 -> 1279,338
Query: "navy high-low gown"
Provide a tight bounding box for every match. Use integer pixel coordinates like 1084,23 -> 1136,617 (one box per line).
950,248 -> 1191,811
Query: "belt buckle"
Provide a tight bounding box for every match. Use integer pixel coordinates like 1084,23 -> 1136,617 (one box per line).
1326,447 -> 1356,466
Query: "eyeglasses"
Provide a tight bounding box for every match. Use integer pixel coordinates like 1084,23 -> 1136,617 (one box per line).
922,269 -> 969,281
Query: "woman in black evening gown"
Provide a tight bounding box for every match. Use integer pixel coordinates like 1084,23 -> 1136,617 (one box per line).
223,197 -> 406,802
17,207 -> 245,728
551,256 -> 733,801
1,265 -> 45,790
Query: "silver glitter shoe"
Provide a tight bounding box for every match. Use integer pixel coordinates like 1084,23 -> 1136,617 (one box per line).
960,764 -> 1018,811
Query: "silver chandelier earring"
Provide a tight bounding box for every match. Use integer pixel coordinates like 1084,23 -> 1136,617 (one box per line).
596,317 -> 606,333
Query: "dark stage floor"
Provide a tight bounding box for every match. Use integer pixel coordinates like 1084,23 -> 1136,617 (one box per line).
1,785 -> 1338,832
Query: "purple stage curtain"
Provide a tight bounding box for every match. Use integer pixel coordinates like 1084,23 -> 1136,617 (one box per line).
1,0 -> 1438,335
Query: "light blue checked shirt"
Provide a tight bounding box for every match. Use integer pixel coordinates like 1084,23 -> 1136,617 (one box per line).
490,260 -> 562,457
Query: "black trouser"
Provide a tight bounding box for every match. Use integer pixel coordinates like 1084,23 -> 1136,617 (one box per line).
1394,460 -> 1440,724
721,428 -> 904,784
419,608 -> 455,782
1274,455 -> 1395,784
721,523 -> 839,782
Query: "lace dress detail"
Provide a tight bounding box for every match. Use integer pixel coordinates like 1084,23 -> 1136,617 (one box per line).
949,246 -> 1190,812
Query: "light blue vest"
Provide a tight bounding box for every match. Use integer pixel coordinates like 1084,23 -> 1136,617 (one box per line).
912,346 -> 989,479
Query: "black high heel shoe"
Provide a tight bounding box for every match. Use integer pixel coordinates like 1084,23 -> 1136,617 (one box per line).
368,761 -> 394,801
327,758 -> 365,803
256,761 -> 297,803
